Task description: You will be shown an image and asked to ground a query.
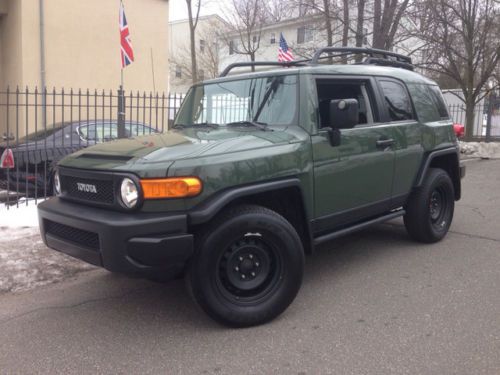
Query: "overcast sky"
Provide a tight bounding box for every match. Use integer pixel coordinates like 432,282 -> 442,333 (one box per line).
169,0 -> 229,22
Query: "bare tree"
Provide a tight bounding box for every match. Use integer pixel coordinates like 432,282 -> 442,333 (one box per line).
186,0 -> 202,84
417,0 -> 500,137
288,0 -> 352,60
372,0 -> 412,50
493,59 -> 500,89
323,0 -> 335,47
171,19 -> 224,84
342,0 -> 350,47
223,0 -> 267,70
264,0 -> 296,22
351,0 -> 367,62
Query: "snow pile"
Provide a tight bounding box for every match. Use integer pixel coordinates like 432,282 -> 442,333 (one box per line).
459,141 -> 500,159
0,226 -> 95,294
0,198 -> 43,228
0,199 -> 96,293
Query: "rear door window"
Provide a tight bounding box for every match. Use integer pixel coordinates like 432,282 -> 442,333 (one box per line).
379,80 -> 415,121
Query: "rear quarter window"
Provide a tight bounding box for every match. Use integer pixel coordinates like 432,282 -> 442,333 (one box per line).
407,84 -> 449,123
428,85 -> 450,119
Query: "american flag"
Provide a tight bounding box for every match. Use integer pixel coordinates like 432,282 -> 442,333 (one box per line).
278,33 -> 294,62
120,1 -> 134,68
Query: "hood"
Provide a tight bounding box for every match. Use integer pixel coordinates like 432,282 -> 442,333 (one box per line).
60,127 -> 300,171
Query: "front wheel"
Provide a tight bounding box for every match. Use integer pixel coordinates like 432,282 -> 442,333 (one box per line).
186,204 -> 304,327
404,168 -> 455,243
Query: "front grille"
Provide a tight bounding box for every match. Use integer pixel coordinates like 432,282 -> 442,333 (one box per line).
45,220 -> 100,251
61,175 -> 114,204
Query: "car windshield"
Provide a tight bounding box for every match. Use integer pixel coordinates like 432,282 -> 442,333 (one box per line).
174,74 -> 298,127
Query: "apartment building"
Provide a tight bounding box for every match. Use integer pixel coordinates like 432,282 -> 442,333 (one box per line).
169,14 -> 227,93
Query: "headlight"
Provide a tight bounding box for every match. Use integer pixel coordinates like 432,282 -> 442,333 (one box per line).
120,178 -> 139,208
53,171 -> 61,195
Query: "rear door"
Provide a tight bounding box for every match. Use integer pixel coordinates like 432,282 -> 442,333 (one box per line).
375,78 -> 422,207
311,76 -> 396,234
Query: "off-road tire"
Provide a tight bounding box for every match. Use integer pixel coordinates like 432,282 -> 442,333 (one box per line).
404,168 -> 455,243
186,204 -> 304,327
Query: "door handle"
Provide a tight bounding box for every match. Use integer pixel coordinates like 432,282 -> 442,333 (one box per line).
376,138 -> 395,148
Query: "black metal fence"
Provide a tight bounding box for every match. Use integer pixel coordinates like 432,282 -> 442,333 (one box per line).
1,87 -> 499,208
447,96 -> 500,141
0,87 -> 184,207
448,104 -> 485,139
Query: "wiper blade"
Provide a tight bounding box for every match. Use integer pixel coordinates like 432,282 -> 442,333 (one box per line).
172,122 -> 219,129
226,120 -> 269,131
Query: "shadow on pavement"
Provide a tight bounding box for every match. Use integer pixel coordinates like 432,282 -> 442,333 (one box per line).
21,220 -> 424,330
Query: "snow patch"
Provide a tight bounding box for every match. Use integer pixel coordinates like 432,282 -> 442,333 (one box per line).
459,141 -> 500,159
0,198 -> 95,294
0,227 -> 95,294
0,198 -> 44,228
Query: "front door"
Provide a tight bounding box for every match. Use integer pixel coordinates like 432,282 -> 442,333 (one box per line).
311,77 -> 395,234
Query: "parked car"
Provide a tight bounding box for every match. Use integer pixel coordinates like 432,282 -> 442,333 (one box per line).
0,120 -> 159,196
38,47 -> 465,327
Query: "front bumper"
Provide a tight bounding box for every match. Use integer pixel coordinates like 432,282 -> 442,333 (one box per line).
38,198 -> 193,278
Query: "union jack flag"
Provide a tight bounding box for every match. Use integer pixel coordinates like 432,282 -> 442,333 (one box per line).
278,33 -> 294,62
120,1 -> 134,68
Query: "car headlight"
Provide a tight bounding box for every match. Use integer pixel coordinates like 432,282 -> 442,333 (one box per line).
120,177 -> 139,208
54,171 -> 61,195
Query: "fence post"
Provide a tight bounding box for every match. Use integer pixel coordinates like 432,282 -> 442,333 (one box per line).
485,91 -> 495,143
117,85 -> 126,139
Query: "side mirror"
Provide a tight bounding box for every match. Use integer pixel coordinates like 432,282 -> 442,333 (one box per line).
327,127 -> 341,147
330,99 -> 359,130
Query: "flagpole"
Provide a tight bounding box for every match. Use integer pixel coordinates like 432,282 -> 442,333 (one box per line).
120,0 -> 124,90
118,0 -> 126,139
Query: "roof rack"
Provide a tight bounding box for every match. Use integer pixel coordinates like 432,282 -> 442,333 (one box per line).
219,46 -> 413,77
219,60 -> 309,77
311,47 -> 413,70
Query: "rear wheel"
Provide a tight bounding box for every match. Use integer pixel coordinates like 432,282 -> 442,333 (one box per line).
404,168 -> 455,243
186,204 -> 304,327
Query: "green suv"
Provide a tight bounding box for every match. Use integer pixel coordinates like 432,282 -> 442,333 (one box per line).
38,48 -> 465,327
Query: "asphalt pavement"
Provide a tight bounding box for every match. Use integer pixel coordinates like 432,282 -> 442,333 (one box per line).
0,159 -> 499,374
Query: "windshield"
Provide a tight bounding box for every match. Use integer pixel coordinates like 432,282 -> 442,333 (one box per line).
175,74 -> 298,127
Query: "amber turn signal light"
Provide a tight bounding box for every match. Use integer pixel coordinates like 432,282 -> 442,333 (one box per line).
140,177 -> 202,199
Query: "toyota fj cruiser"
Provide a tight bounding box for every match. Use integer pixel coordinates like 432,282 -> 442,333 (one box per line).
38,47 -> 465,327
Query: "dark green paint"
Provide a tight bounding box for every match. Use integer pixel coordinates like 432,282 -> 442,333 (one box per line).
58,64 -> 458,223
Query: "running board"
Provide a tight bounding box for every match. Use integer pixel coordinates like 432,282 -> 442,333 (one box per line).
313,210 -> 405,246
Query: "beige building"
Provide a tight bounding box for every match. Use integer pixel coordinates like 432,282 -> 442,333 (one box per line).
0,0 -> 169,138
0,0 -> 169,93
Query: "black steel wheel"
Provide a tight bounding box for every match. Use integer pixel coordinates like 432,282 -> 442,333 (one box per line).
404,168 -> 455,243
429,187 -> 448,228
186,204 -> 304,327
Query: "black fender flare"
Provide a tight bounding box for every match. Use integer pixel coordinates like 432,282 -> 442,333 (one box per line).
188,178 -> 307,225
414,146 -> 461,199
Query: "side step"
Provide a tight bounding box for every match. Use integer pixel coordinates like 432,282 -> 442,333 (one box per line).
313,210 -> 405,246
